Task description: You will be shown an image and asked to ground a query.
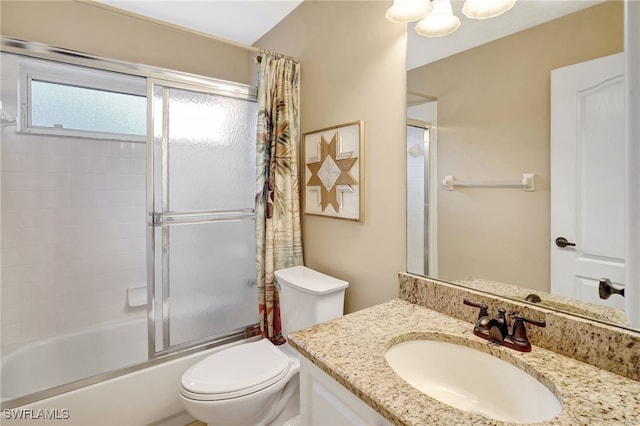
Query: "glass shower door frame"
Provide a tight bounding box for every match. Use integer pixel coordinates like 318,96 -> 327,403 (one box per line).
146,78 -> 260,358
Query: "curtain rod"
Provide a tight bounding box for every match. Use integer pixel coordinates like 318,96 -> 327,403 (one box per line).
256,50 -> 299,64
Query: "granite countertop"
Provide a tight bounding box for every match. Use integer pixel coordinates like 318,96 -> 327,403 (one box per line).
288,299 -> 640,426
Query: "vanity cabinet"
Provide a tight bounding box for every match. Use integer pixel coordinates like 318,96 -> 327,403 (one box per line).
299,357 -> 392,426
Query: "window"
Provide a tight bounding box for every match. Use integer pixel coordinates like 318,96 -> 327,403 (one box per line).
19,59 -> 147,141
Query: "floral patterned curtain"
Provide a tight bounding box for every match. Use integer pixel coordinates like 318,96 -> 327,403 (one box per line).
256,53 -> 303,344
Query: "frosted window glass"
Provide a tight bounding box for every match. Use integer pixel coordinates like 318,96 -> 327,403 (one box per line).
31,80 -> 146,136
168,221 -> 258,346
167,88 -> 257,211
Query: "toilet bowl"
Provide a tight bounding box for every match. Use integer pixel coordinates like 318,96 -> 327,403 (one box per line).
179,339 -> 300,426
179,266 -> 348,426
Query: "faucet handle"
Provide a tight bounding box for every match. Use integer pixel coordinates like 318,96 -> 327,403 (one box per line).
463,299 -> 489,319
510,314 -> 545,344
494,308 -> 508,336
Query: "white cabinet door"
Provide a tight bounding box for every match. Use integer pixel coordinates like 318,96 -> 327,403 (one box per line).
299,357 -> 392,426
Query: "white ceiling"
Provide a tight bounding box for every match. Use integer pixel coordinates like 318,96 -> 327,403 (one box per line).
95,0 -> 304,46
96,0 -> 603,69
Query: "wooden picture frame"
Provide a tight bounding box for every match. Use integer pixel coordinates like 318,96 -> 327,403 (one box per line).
302,121 -> 364,222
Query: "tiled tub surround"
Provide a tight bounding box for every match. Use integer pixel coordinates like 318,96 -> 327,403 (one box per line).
0,52 -> 148,355
288,299 -> 640,425
0,131 -> 147,351
399,273 -> 640,382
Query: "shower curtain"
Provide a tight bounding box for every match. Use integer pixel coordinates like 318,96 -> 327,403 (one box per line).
256,53 -> 304,344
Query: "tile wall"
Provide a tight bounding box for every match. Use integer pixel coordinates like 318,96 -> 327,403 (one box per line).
1,131 -> 147,351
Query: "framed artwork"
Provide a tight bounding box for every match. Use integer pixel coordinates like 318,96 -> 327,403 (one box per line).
302,121 -> 364,222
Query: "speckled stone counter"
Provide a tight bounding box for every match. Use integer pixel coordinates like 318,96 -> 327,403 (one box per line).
288,299 -> 640,426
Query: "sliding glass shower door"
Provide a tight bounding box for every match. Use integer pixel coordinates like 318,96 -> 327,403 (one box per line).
149,81 -> 259,355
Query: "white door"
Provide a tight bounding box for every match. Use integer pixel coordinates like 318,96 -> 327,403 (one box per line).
550,53 -> 625,309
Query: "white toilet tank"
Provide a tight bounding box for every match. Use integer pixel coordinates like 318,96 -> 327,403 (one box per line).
274,266 -> 348,338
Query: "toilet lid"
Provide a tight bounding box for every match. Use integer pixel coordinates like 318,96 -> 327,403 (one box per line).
181,339 -> 290,398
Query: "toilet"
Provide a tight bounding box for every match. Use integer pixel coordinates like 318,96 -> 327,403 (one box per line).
179,266 -> 349,426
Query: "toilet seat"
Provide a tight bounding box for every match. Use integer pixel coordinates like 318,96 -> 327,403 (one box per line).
180,339 -> 292,401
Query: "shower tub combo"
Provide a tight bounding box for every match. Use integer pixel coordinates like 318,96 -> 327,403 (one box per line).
0,39 -> 260,425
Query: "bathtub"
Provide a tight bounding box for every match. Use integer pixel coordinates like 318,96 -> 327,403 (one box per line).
1,318 -> 257,426
1,317 -> 148,402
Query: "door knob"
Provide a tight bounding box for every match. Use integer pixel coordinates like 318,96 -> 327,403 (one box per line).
555,236 -> 576,248
599,278 -> 625,299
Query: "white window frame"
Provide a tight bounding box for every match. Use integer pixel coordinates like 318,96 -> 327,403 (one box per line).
18,58 -> 147,142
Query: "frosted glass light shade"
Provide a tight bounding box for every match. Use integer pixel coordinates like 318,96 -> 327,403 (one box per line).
415,0 -> 460,37
462,0 -> 517,19
386,0 -> 433,23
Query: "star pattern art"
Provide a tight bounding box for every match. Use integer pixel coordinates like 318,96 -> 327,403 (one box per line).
306,132 -> 358,213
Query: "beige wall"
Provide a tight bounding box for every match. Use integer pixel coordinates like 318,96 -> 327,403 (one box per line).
0,0 -> 253,84
256,1 -> 407,313
407,1 -> 623,292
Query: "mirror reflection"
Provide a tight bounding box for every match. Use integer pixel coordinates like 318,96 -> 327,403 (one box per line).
405,1 -> 635,329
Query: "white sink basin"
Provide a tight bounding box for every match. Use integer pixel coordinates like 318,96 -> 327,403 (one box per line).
385,339 -> 562,423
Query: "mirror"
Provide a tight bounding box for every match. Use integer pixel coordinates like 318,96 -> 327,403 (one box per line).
405,0 -> 639,331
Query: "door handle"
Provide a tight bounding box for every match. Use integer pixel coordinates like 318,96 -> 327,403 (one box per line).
599,278 -> 625,299
554,236 -> 576,248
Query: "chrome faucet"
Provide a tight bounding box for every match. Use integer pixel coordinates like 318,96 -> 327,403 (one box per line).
463,299 -> 545,352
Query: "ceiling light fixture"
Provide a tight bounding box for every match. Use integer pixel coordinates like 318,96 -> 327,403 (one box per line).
415,0 -> 460,38
385,0 -> 434,23
386,0 -> 517,37
462,0 -> 517,19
